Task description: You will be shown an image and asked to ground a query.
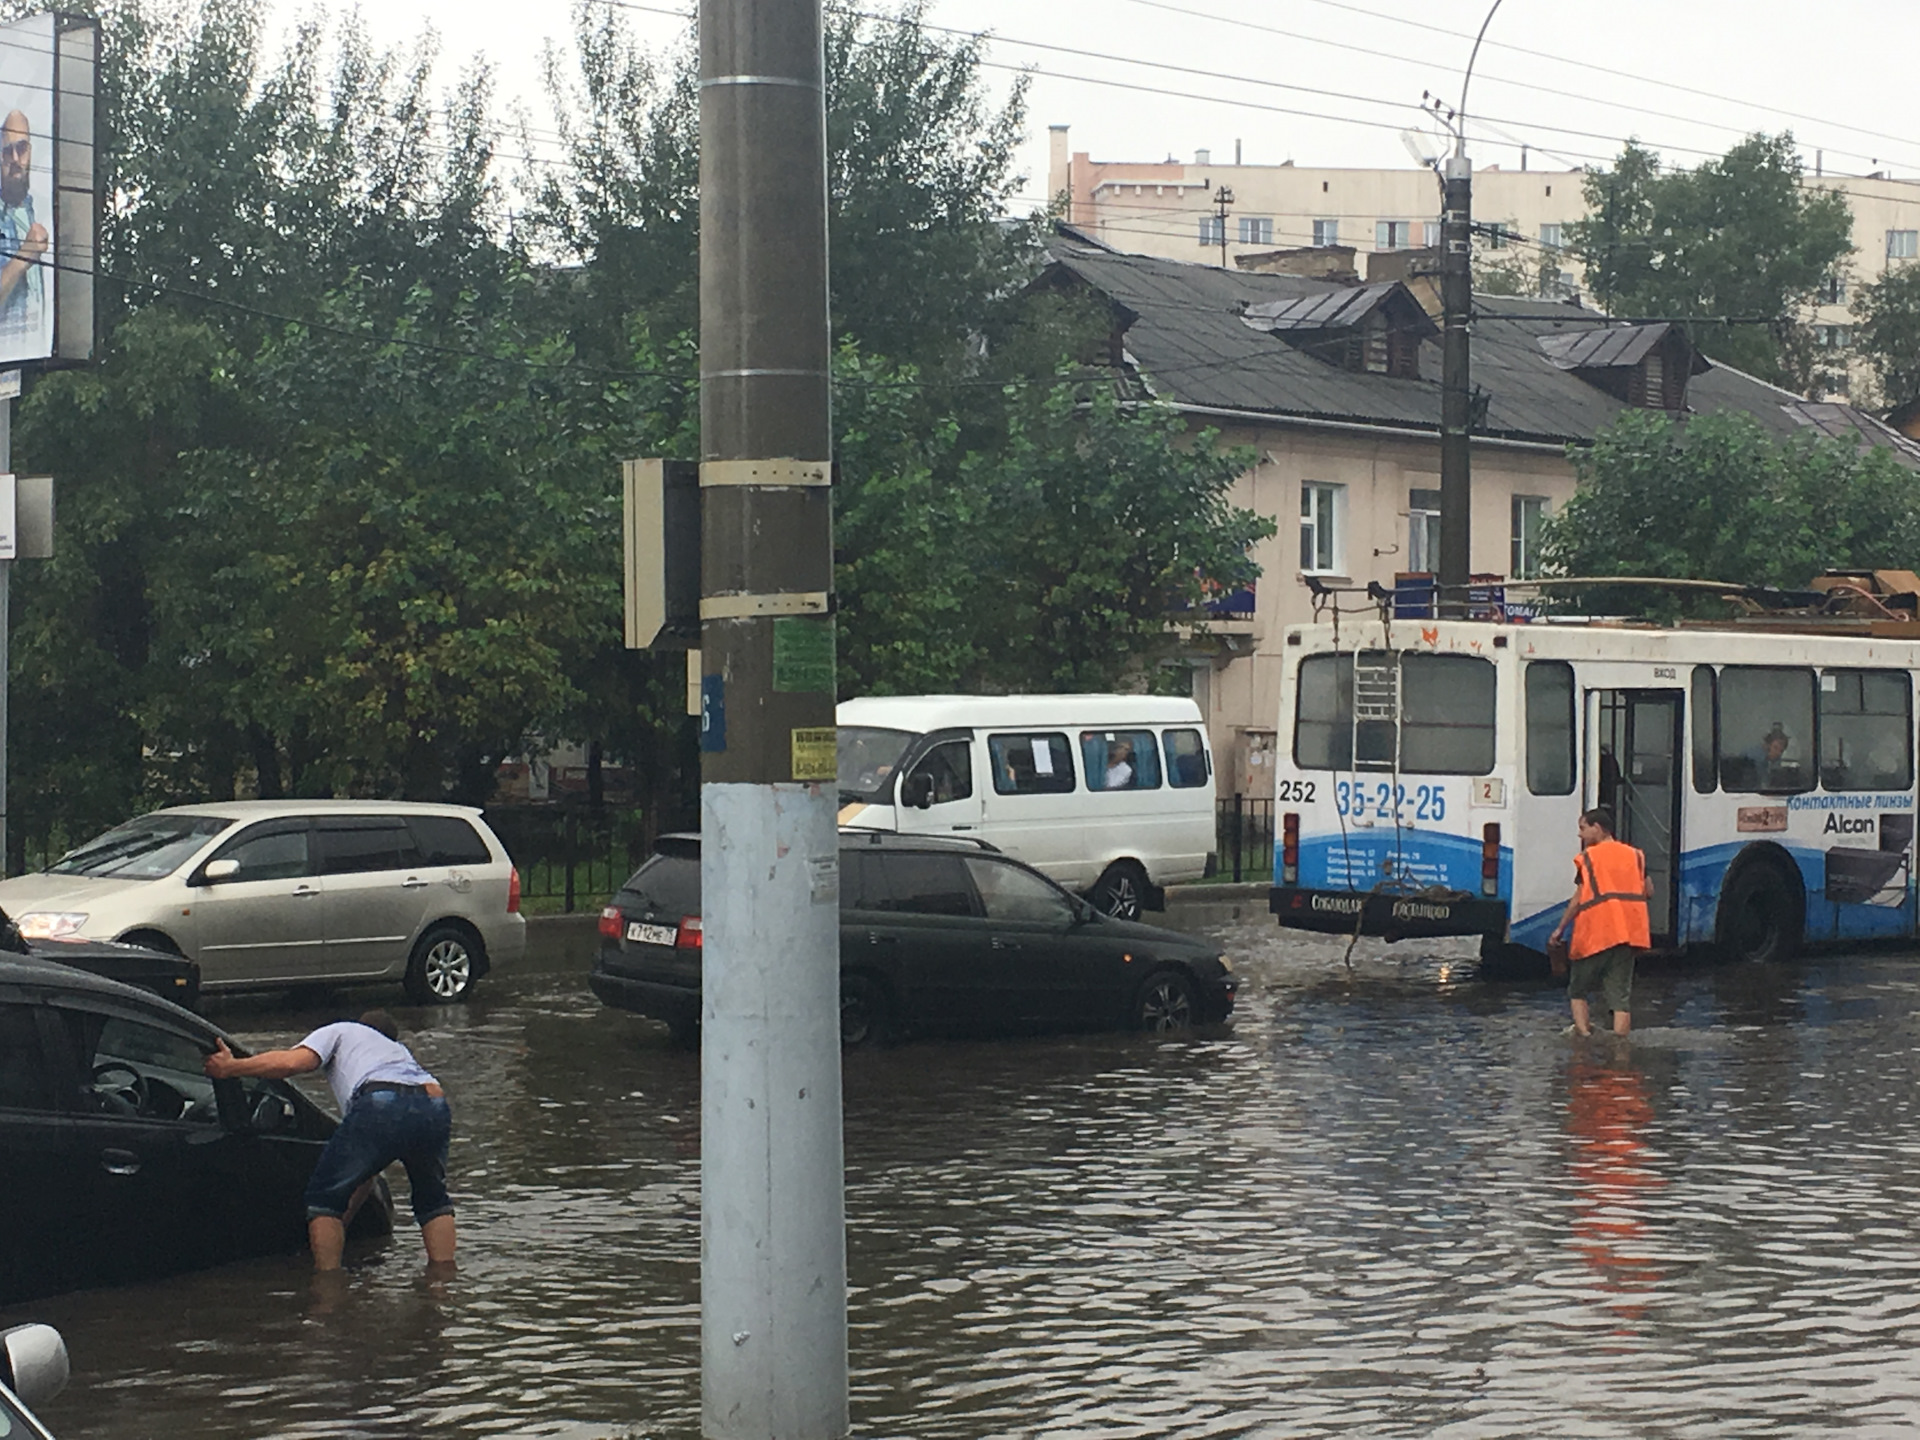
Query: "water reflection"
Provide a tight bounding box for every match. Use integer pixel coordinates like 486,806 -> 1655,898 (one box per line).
14,921 -> 1920,1437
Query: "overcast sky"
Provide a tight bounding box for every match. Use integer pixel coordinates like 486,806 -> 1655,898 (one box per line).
265,0 -> 1920,212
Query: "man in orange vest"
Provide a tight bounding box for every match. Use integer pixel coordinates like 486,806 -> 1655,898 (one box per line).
1547,806 -> 1652,1037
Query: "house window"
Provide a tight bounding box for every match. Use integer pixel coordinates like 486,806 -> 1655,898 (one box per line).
1300,483 -> 1343,574
1816,324 -> 1853,348
1484,221 -> 1517,250
1819,273 -> 1847,304
1238,216 -> 1272,245
1312,218 -> 1339,247
1542,267 -> 1575,300
1376,220 -> 1412,250
1423,220 -> 1441,248
1408,488 -> 1442,573
1889,230 -> 1918,260
1511,495 -> 1550,578
1199,215 -> 1223,246
1540,223 -> 1564,250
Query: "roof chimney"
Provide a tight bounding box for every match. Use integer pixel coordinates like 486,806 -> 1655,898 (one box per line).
1195,148 -> 1210,167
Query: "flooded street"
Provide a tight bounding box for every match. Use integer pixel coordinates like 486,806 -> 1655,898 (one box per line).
16,911 -> 1920,1438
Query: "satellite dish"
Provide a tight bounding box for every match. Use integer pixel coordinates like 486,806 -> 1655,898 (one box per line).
1402,128 -> 1443,170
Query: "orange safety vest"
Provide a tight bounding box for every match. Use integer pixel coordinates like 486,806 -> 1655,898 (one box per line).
1569,838 -> 1651,960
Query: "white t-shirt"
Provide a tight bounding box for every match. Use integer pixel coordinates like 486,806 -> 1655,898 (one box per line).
1105,761 -> 1133,789
298,1021 -> 437,1112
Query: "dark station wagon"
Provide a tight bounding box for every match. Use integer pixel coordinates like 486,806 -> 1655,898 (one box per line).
0,957 -> 394,1305
590,832 -> 1237,1045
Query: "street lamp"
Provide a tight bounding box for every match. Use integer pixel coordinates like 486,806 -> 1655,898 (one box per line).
1436,0 -> 1504,618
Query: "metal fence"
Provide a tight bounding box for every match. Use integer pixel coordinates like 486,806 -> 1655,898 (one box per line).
1214,795 -> 1274,884
484,806 -> 653,912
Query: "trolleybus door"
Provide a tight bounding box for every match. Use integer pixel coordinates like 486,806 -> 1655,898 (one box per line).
1585,689 -> 1682,944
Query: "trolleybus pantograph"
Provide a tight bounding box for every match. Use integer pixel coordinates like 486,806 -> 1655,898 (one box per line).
1270,578 -> 1920,967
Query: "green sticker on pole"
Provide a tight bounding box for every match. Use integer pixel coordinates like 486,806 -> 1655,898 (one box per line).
772,616 -> 836,693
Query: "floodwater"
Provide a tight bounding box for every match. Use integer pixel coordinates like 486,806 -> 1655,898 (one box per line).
17,911 -> 1920,1438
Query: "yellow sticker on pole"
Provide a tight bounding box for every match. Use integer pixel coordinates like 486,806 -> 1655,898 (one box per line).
791,726 -> 837,781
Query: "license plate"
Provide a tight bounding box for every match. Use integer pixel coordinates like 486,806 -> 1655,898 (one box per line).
627,922 -> 677,947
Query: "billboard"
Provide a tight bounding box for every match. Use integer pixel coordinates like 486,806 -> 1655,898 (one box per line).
0,13 -> 55,366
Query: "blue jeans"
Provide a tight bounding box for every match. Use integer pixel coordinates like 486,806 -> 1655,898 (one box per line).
305,1085 -> 454,1227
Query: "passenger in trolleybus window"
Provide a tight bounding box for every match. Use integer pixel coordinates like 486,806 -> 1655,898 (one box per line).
1548,806 -> 1652,1039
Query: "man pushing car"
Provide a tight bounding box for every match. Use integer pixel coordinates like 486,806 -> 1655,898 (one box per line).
205,1010 -> 455,1271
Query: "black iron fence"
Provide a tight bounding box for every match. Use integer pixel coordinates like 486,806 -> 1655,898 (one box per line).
484,806 -> 654,912
1214,795 -> 1274,884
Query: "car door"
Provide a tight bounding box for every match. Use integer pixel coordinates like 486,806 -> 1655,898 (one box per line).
960,855 -> 1117,1026
857,850 -> 994,1031
315,817 -> 435,978
0,999 -> 77,1305
44,1002 -> 246,1288
187,818 -> 323,985
891,736 -> 985,839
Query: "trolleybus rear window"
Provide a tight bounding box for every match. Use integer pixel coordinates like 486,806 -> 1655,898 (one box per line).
1293,651 -> 1495,774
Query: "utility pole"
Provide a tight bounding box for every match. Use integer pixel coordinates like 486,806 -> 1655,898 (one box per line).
697,0 -> 847,1435
1212,183 -> 1234,269
1436,0 -> 1505,618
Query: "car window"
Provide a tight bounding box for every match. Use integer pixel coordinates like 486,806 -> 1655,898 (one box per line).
987,733 -> 1077,795
964,858 -> 1077,925
233,1074 -> 305,1136
315,819 -> 425,876
1163,728 -> 1211,788
616,853 -> 702,917
47,814 -> 230,879
903,740 -> 973,806
209,822 -> 310,882
1080,729 -> 1162,791
872,853 -> 977,917
0,1004 -> 51,1111
408,814 -> 494,866
62,1011 -> 218,1124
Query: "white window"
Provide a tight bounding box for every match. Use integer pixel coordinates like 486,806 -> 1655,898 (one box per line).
1312,218 -> 1339,247
1408,488 -> 1442,573
1889,230 -> 1918,260
1511,495 -> 1550,579
1300,483 -> 1343,575
1423,220 -> 1442,248
1543,267 -> 1576,300
1815,324 -> 1853,348
1376,220 -> 1412,251
1199,215 -> 1224,246
1238,216 -> 1272,245
1819,273 -> 1846,304
1540,223 -> 1564,250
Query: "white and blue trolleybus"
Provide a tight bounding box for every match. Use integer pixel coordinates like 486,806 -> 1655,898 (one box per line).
1269,610 -> 1920,964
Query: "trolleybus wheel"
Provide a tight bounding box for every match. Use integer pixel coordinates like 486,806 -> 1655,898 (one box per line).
1716,856 -> 1803,965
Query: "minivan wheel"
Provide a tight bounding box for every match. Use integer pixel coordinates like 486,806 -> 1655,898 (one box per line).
840,974 -> 890,1049
405,924 -> 480,1004
1135,968 -> 1196,1032
1092,861 -> 1148,921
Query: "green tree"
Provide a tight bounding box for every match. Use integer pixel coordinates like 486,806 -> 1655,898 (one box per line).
1540,409 -> 1920,616
1566,135 -> 1853,388
1853,262 -> 1920,410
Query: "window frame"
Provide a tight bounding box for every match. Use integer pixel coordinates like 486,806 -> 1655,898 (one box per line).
1237,216 -> 1272,246
1817,668 -> 1913,793
1375,219 -> 1412,251
313,816 -> 426,877
1716,665 -> 1817,795
1397,652 -> 1498,777
1510,494 -> 1550,579
1691,666 -> 1718,794
1408,488 -> 1442,573
1198,215 -> 1224,247
1299,482 -> 1343,575
1162,728 -> 1212,788
1312,218 -> 1339,248
985,732 -> 1078,797
1524,660 -> 1576,796
1890,229 -> 1918,260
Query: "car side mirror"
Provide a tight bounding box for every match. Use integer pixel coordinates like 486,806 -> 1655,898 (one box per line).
0,1323 -> 70,1410
903,773 -> 935,810
249,1089 -> 294,1134
201,858 -> 240,884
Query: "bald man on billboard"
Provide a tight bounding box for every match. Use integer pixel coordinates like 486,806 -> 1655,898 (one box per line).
0,109 -> 47,325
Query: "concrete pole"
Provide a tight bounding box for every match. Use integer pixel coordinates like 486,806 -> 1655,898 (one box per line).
0,397 -> 12,874
697,0 -> 847,1434
1438,154 -> 1472,619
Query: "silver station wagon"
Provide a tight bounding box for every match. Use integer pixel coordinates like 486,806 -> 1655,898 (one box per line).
0,802 -> 527,1002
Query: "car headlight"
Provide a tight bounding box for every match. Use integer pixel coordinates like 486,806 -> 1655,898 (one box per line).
17,912 -> 88,939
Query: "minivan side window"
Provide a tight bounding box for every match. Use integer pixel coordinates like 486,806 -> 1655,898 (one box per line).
1163,729 -> 1210,788
315,819 -> 425,876
408,815 -> 493,866
209,821 -> 311,882
987,734 -> 1077,795
1080,730 -> 1161,791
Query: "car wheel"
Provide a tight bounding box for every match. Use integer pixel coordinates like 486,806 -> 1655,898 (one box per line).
1716,857 -> 1803,965
405,923 -> 481,1004
840,974 -> 890,1049
1092,861 -> 1148,921
1135,968 -> 1196,1032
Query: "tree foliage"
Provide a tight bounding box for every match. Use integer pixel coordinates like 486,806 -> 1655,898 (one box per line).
1541,410 -> 1920,616
1566,135 -> 1853,388
1853,262 -> 1920,411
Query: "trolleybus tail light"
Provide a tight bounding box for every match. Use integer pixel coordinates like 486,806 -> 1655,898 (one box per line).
676,915 -> 704,949
1482,823 -> 1501,896
1282,811 -> 1300,885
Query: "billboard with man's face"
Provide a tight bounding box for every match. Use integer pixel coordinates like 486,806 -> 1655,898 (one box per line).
0,13 -> 55,366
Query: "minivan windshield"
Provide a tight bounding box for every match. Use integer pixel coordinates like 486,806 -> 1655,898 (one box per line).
48,814 -> 232,880
839,727 -> 918,803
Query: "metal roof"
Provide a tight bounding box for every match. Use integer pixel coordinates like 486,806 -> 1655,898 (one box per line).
1241,282 -> 1432,337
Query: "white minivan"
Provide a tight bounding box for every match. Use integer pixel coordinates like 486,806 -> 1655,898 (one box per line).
836,695 -> 1216,918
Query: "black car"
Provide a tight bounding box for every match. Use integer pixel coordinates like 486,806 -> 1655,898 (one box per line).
0,906 -> 202,1009
590,832 -> 1237,1045
0,956 -> 394,1305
